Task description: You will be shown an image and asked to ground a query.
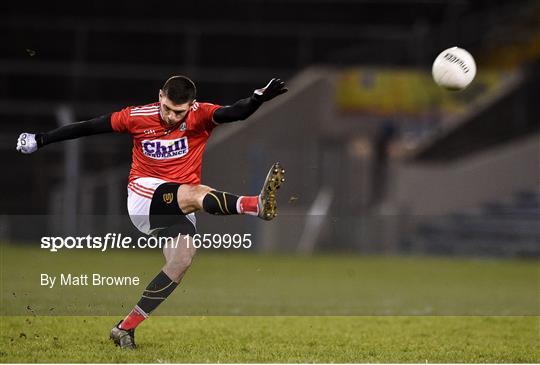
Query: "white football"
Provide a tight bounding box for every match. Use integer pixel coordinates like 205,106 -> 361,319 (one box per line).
432,47 -> 476,90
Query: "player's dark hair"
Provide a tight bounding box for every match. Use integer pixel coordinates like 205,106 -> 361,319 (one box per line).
162,76 -> 197,104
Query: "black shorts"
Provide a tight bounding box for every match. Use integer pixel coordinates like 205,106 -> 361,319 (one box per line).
149,182 -> 197,238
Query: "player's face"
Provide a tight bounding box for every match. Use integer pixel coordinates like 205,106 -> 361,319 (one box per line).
159,91 -> 193,126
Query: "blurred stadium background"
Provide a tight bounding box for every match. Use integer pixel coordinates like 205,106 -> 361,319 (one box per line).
1,0 -> 539,258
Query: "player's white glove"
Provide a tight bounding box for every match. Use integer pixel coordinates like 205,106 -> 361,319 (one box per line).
16,133 -> 39,154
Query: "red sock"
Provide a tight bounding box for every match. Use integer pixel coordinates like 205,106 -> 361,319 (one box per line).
119,306 -> 147,330
237,196 -> 259,216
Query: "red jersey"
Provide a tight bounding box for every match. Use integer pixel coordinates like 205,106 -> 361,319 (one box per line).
111,101 -> 221,184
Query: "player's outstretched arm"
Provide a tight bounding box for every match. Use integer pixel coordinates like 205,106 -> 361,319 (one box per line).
16,114 -> 114,154
213,78 -> 288,124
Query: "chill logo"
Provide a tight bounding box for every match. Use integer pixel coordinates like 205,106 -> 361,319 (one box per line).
142,137 -> 189,160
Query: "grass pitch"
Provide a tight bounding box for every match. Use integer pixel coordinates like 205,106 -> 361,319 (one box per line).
2,244 -> 538,316
1,316 -> 538,363
1,243 -> 539,362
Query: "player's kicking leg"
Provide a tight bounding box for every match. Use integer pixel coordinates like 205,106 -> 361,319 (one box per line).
179,162 -> 286,219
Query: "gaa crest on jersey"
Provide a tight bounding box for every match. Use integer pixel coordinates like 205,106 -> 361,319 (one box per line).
142,137 -> 189,160
179,122 -> 187,131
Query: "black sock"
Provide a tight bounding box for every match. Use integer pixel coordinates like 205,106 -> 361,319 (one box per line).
136,271 -> 178,314
203,190 -> 240,215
